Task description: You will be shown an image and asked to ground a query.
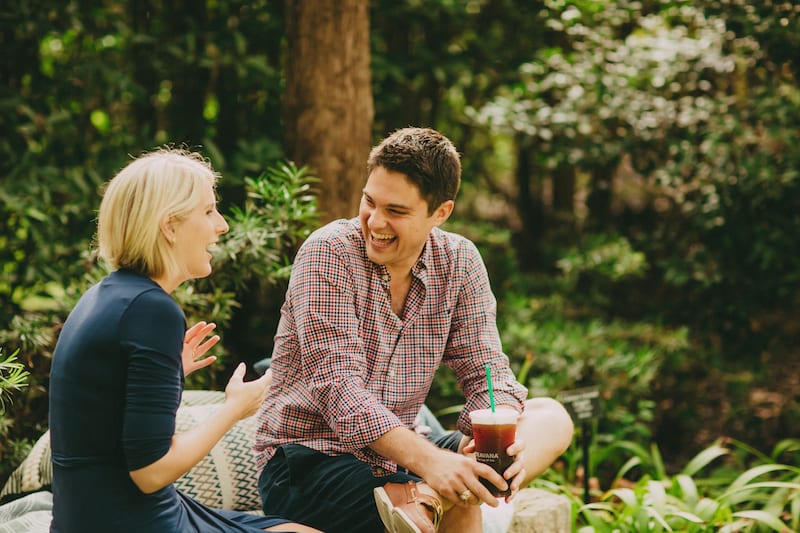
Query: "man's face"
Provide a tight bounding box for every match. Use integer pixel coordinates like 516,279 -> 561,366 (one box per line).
359,166 -> 453,277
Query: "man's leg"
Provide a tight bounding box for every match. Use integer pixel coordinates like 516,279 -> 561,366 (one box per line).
259,444 -> 417,533
446,397 -> 574,489
513,397 -> 575,485
376,427 -> 483,532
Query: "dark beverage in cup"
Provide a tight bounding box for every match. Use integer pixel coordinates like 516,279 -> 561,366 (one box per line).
469,409 -> 519,497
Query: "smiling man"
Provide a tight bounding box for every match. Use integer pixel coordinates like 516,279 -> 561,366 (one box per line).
254,128 -> 574,533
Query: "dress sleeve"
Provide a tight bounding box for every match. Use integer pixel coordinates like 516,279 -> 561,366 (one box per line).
118,289 -> 185,471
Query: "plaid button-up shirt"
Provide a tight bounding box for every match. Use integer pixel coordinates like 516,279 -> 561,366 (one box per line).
254,218 -> 527,473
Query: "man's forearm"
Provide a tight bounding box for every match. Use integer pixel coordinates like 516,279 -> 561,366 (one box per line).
369,426 -> 442,474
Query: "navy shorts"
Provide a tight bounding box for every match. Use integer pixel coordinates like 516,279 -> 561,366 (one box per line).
258,431 -> 464,533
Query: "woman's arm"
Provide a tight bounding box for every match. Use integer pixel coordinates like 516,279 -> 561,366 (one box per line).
129,364 -> 270,493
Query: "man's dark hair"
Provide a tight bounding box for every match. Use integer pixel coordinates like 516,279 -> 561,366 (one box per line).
367,127 -> 461,215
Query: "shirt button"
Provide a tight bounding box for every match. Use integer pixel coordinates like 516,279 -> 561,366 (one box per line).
382,274 -> 389,282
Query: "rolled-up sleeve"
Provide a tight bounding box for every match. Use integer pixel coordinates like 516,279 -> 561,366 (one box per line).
443,241 -> 527,435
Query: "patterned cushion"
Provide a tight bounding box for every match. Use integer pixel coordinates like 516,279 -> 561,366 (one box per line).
0,431 -> 52,504
0,491 -> 53,533
173,401 -> 262,511
0,390 -> 262,512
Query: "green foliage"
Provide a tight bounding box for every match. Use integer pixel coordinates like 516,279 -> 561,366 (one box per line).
0,349 -> 29,415
557,235 -> 647,284
498,233 -> 688,441
554,234 -> 648,307
210,162 -> 319,291
370,0 -> 551,182
648,86 -> 800,351
537,438 -> 800,532
469,0 -> 800,360
179,162 -> 320,388
0,347 -> 33,488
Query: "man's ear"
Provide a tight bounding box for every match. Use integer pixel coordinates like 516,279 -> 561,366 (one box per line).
432,200 -> 454,226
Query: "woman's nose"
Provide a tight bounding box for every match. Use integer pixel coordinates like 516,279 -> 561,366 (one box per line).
216,213 -> 229,234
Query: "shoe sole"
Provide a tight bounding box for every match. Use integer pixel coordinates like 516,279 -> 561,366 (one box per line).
392,507 -> 424,533
374,486 -> 425,533
373,486 -> 400,533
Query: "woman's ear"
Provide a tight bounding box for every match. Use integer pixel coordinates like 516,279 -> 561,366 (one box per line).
160,217 -> 176,244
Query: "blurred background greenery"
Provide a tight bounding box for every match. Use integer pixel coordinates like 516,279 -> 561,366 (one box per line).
1,0 -> 798,529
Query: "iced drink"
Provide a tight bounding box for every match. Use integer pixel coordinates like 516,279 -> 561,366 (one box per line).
469,408 -> 519,497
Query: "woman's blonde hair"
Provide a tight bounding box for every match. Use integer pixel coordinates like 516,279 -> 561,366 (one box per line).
97,147 -> 219,279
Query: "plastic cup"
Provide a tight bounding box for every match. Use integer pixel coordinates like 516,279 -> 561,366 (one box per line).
469,408 -> 519,497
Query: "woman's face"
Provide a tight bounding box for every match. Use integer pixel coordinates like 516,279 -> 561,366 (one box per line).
171,180 -> 229,283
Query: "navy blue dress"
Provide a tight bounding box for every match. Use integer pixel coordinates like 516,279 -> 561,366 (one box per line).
49,270 -> 290,532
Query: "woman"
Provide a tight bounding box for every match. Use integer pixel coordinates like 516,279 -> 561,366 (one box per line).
48,149 -> 320,533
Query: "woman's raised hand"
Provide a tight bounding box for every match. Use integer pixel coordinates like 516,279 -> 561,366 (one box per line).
224,363 -> 272,419
182,321 -> 220,376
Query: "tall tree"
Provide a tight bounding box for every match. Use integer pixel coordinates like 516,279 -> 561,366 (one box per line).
283,0 -> 373,222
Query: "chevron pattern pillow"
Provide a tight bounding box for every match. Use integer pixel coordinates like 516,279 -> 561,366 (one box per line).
0,429 -> 52,505
1,390 -> 262,513
173,399 -> 262,511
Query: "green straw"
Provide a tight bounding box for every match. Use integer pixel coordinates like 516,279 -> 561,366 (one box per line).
485,364 -> 495,412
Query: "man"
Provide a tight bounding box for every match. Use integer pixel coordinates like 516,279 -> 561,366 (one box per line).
255,127 -> 574,533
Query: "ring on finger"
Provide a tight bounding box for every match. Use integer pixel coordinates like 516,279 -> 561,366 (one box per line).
459,489 -> 472,503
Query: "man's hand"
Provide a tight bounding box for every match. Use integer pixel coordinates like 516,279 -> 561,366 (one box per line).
182,321 -> 219,376
415,446 -> 507,507
462,436 -> 527,502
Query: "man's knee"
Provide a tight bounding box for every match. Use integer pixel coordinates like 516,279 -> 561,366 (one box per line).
521,397 -> 575,453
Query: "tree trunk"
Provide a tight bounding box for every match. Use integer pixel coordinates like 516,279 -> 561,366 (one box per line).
513,136 -> 545,270
586,159 -> 618,228
552,163 -> 576,230
164,1 -> 210,145
283,0 -> 373,223
127,0 -> 159,138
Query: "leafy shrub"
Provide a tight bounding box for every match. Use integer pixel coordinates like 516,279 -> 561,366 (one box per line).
536,438 -> 800,532
0,348 -> 29,415
0,348 -> 32,486
498,234 -> 688,442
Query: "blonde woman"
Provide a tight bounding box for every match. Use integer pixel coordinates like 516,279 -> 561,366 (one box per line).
48,149 -> 319,533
